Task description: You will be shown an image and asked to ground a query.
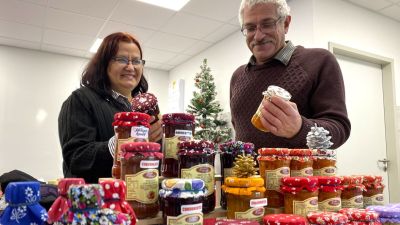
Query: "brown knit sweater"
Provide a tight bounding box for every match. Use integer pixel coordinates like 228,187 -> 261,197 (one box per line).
230,46 -> 351,150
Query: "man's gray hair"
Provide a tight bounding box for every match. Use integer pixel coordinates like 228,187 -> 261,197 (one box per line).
238,0 -> 291,26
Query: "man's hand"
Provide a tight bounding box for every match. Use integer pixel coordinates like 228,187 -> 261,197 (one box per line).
149,115 -> 163,142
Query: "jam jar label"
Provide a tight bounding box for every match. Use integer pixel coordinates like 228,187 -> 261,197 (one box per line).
265,167 -> 290,191
318,197 -> 341,212
181,203 -> 203,214
342,195 -> 363,208
140,160 -> 159,169
313,166 -> 336,176
167,212 -> 203,225
363,194 -> 384,207
131,126 -> 149,142
125,169 -> 159,204
181,164 -> 215,196
164,129 -> 193,160
290,167 -> 313,177
293,197 -> 318,217
235,207 -> 265,222
250,198 -> 268,208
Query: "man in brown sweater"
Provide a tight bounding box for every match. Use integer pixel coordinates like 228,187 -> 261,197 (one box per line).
230,0 -> 351,149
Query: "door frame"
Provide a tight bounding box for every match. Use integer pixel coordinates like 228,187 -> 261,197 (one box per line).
329,42 -> 399,202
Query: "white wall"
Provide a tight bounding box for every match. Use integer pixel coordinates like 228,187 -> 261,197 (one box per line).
0,45 -> 168,181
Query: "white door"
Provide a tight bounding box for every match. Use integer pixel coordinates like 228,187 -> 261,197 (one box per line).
335,54 -> 389,204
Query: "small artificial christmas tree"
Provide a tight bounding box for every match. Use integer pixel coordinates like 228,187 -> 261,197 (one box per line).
187,58 -> 231,144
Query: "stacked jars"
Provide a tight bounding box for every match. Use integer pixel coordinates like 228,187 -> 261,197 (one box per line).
219,141 -> 255,209
317,176 -> 343,212
112,112 -> 151,179
178,140 -> 215,214
289,149 -> 313,177
312,149 -> 337,176
307,211 -> 349,225
120,142 -> 162,219
162,113 -> 195,178
363,175 -> 385,207
340,175 -> 365,209
281,176 -> 319,217
257,148 -> 290,213
222,176 -> 267,222
159,178 -> 206,225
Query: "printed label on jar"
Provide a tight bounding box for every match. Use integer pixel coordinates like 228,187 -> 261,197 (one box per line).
290,167 -> 313,177
131,126 -> 149,142
140,160 -> 159,169
250,198 -> 268,208
363,194 -> 384,207
125,169 -> 159,204
318,197 -> 341,212
116,137 -> 134,161
313,166 -> 336,176
164,130 -> 193,160
224,168 -> 234,178
181,203 -> 203,214
342,195 -> 363,208
235,207 -> 265,222
293,197 -> 318,217
265,167 -> 290,191
167,213 -> 203,225
181,164 -> 215,196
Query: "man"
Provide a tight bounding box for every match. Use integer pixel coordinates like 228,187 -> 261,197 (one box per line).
230,0 -> 351,149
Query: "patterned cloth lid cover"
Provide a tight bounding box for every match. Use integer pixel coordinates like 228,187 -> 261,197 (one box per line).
47,178 -> 85,223
367,204 -> 400,219
307,211 -> 349,225
0,181 -> 48,225
289,149 -> 313,156
263,214 -> 308,225
258,148 -> 290,156
131,93 -> 159,115
345,222 -> 382,225
219,141 -> 255,155
339,208 -> 379,222
178,140 -> 214,150
161,113 -> 195,124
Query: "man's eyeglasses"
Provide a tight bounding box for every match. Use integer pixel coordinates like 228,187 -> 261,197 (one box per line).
112,57 -> 145,66
241,16 -> 284,37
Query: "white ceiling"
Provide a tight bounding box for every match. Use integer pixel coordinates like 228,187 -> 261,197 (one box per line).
1,0 -> 399,71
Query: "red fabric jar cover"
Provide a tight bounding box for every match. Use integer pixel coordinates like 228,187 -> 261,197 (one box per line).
112,112 -> 151,127
281,177 -> 319,194
47,178 -> 85,223
341,176 -> 363,185
346,222 -> 382,225
338,208 -> 379,222
362,175 -> 384,189
307,211 -> 348,225
120,142 -> 163,159
99,179 -> 137,225
258,148 -> 290,156
131,93 -> 159,115
263,214 -> 308,225
289,149 -> 313,156
178,140 -> 214,150
317,176 -> 343,192
162,113 -> 195,125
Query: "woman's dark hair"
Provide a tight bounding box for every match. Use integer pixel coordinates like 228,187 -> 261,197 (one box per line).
81,32 -> 148,95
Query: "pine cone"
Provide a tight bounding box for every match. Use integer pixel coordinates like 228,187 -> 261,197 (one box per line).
233,155 -> 258,178
306,124 -> 333,149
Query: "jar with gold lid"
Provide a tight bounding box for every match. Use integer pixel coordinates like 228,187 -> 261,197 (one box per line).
162,113 -> 195,178
340,175 -> 365,209
312,149 -> 337,176
317,176 -> 343,212
289,149 -> 313,177
120,142 -> 162,219
363,175 -> 384,207
112,112 -> 151,179
281,176 -> 319,217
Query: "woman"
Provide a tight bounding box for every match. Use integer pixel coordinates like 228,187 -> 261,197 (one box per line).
58,32 -> 162,183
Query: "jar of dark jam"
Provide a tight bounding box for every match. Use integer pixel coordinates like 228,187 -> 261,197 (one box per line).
162,113 -> 195,178
112,112 -> 150,179
159,178 -> 206,225
178,140 -> 215,214
120,142 -> 162,219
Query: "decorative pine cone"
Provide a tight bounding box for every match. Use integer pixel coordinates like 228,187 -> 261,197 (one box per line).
232,155 -> 258,178
306,124 -> 333,149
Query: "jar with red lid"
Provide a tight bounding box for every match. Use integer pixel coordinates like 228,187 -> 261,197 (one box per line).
281,176 -> 319,217
178,140 -> 215,214
317,176 -> 343,212
312,149 -> 337,176
289,149 -> 313,177
120,142 -> 162,219
257,148 -> 290,210
307,211 -> 348,225
338,208 -> 379,223
340,176 -> 365,209
112,112 -> 151,179
162,113 -> 195,178
263,214 -> 308,225
363,175 -> 384,207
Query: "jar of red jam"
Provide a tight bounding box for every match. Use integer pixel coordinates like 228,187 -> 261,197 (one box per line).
340,176 -> 365,209
159,178 -> 206,225
363,175 -> 384,207
178,140 -> 215,214
307,211 -> 348,225
289,149 -> 313,177
112,112 -> 151,179
312,149 -> 337,176
120,142 -> 162,219
281,176 -> 319,217
162,113 -> 195,178
317,176 -> 343,212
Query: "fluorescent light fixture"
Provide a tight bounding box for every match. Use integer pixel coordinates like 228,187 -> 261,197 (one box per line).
137,0 -> 190,11
90,38 -> 103,53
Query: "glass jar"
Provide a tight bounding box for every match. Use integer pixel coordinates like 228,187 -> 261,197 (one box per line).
340,176 -> 365,209
222,176 -> 266,222
112,112 -> 151,179
281,177 -> 319,217
162,113 -> 195,178
307,211 -> 349,225
159,178 -> 205,225
317,176 -> 343,212
120,142 -> 162,219
363,175 -> 384,207
178,140 -> 215,214
131,93 -> 160,123
312,149 -> 337,176
289,149 -> 313,177
257,148 -> 290,209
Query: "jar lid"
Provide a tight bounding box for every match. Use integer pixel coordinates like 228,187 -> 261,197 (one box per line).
366,205 -> 400,219
162,178 -> 205,191
262,85 -> 292,101
317,176 -> 342,186
219,141 -> 255,155
307,211 -> 349,225
178,140 -> 214,150
346,222 -> 382,225
341,175 -> 364,185
162,113 -> 195,124
57,178 -> 85,195
99,179 -> 126,201
258,148 -> 290,156
263,214 -> 308,225
120,142 -> 160,152
112,120 -> 150,128
281,177 -> 319,194
363,175 -> 383,184
338,208 -> 379,222
131,93 -> 159,115
289,149 -> 313,156
114,112 -> 151,122
224,176 -> 264,188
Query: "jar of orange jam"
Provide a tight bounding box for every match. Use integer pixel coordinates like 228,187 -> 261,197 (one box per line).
363,175 -> 384,207
317,176 -> 343,212
289,149 -> 313,177
340,176 -> 365,209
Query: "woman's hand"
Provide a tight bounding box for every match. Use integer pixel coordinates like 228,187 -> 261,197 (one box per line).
149,115 -> 163,142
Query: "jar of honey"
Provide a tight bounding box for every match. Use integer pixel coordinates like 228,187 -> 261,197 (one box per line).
178,140 -> 215,214
112,112 -> 151,179
162,113 -> 195,178
289,149 -> 313,177
159,178 -> 206,225
281,176 -> 319,217
363,175 -> 384,207
312,149 -> 337,176
120,142 -> 162,219
340,176 -> 365,209
317,176 -> 343,212
307,211 -> 348,225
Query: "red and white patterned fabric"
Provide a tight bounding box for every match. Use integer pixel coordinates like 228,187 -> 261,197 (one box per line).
307,211 -> 348,225
263,214 -> 309,225
339,208 -> 379,222
258,148 -> 290,156
345,222 -> 382,225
